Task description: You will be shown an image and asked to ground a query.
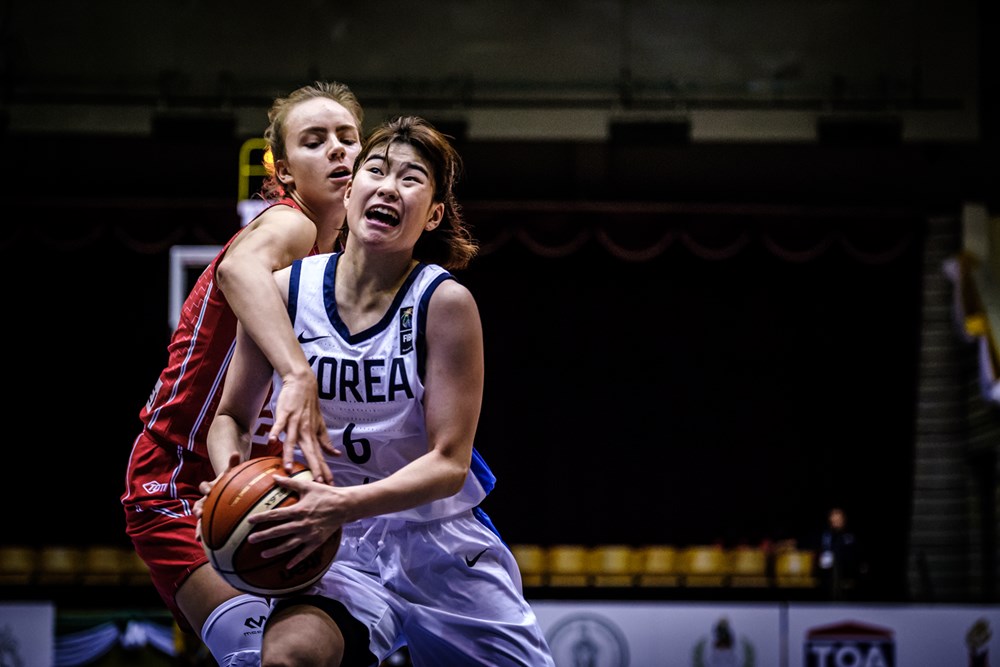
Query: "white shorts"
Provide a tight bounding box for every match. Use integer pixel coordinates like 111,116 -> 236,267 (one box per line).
278,509 -> 554,667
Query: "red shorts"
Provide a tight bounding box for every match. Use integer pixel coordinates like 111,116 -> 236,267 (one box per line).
122,430 -> 215,630
123,425 -> 281,630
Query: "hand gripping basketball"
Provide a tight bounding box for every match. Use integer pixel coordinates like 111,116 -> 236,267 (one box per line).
200,456 -> 342,596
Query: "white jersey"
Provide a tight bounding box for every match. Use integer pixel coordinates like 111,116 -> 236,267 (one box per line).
275,252 -> 495,523
272,253 -> 554,666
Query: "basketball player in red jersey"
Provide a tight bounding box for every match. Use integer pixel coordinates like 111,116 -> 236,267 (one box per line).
122,81 -> 363,666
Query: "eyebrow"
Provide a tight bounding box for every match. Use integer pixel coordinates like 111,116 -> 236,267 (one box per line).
299,123 -> 358,136
365,152 -> 430,177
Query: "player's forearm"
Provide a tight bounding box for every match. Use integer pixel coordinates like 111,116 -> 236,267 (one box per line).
207,415 -> 252,476
346,450 -> 470,521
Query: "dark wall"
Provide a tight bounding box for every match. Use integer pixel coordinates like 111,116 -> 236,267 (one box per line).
3,133 -> 961,603
462,207 -> 923,603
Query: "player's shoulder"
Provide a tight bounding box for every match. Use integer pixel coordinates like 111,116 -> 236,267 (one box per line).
232,204 -> 315,254
255,201 -> 311,227
427,273 -> 476,313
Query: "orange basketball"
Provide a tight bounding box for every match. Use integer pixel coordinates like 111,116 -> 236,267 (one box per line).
200,456 -> 341,596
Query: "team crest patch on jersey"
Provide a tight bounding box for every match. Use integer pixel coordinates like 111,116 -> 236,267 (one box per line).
142,480 -> 169,494
399,307 -> 414,354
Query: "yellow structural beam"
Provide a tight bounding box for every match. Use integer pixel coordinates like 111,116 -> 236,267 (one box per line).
962,204 -> 1000,365
238,137 -> 269,202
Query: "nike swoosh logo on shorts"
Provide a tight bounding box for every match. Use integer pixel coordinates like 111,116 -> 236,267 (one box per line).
465,548 -> 489,567
297,332 -> 330,344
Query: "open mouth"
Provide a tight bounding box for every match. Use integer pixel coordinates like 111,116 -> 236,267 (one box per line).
329,166 -> 351,179
366,205 -> 399,226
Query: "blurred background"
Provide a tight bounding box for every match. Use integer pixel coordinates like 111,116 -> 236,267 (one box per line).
2,0 -> 997,610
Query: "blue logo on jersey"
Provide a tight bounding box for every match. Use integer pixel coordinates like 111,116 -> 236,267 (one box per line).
399,307 -> 414,354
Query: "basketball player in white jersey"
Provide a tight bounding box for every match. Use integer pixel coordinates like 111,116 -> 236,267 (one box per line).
202,116 -> 555,666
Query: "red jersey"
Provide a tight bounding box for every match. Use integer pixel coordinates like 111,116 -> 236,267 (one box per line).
123,197 -> 330,629
139,198 -> 301,456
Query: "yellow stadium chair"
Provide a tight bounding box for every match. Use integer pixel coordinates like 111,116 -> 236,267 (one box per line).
510,544 -> 546,588
774,549 -> 818,588
37,545 -> 85,586
546,545 -> 590,587
588,544 -> 636,587
0,545 -> 38,585
681,545 -> 728,587
728,546 -> 770,588
634,545 -> 681,587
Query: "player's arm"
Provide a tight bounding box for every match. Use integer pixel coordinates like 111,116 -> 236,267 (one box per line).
399,280 -> 485,503
206,321 -> 274,477
216,207 -> 335,482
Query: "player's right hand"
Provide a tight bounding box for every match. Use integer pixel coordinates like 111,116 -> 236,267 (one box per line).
195,453 -> 243,518
270,371 -> 338,484
194,452 -> 243,542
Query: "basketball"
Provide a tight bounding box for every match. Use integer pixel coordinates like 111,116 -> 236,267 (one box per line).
200,456 -> 341,596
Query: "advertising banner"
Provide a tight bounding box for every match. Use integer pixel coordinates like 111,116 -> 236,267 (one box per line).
787,603 -> 1000,667
532,600 -> 782,667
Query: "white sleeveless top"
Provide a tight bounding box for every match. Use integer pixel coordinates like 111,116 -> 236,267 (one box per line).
274,252 -> 494,523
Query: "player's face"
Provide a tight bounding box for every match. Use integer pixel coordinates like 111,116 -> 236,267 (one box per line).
344,142 -> 444,251
276,98 -> 361,208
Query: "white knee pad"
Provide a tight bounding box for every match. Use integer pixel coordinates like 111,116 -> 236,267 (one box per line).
201,594 -> 270,667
